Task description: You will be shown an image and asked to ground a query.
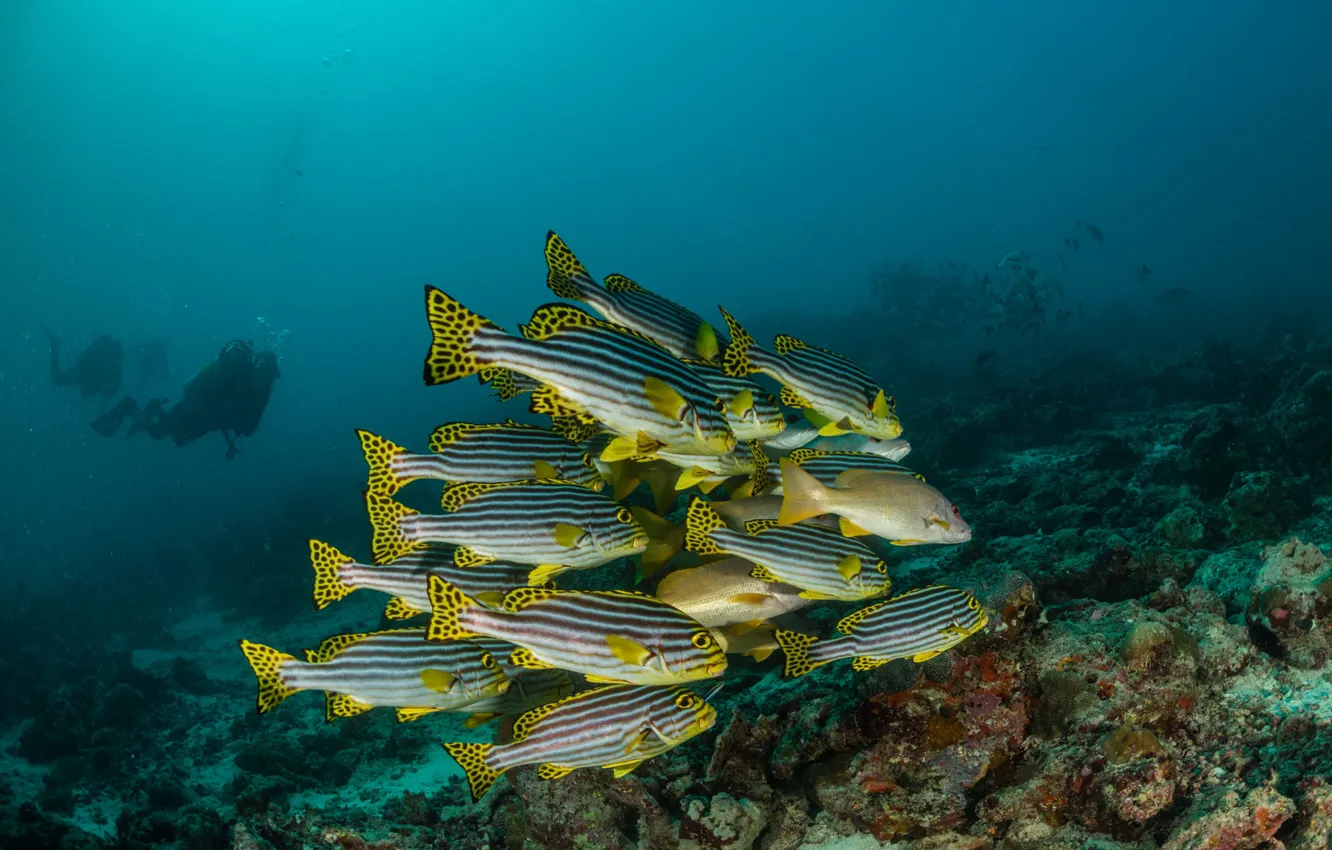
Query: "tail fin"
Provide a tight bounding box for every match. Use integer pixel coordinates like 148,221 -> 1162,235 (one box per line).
777,458 -> 832,526
90,397 -> 137,437
442,741 -> 503,801
357,429 -> 414,496
718,307 -> 756,378
364,491 -> 421,564
632,506 -> 683,578
238,640 -> 300,713
544,231 -> 601,302
682,496 -> 725,556
423,287 -> 502,386
426,574 -> 482,641
773,630 -> 825,678
309,539 -> 357,609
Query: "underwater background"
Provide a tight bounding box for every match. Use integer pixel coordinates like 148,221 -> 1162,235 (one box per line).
4,1 -> 1332,848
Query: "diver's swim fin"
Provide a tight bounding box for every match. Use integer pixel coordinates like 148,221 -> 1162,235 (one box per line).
91,397 -> 138,437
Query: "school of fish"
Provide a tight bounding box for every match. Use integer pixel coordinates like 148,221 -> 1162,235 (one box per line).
239,232 -> 988,801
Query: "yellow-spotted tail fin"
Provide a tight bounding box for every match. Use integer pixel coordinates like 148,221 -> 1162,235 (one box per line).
544,232 -> 601,301
426,574 -> 482,641
777,458 -> 832,526
683,496 -> 726,556
632,506 -> 682,578
442,741 -> 503,801
238,640 -> 300,713
356,429 -> 412,496
773,630 -> 826,678
718,307 -> 756,378
423,287 -> 502,386
364,491 -> 422,564
309,539 -> 357,610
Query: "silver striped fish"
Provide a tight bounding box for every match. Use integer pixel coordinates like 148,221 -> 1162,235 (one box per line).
422,286 -> 736,461
681,359 -> 786,441
308,540 -> 536,620
364,480 -> 653,585
773,585 -> 987,677
683,497 -> 890,602
656,438 -> 770,494
356,423 -> 603,496
238,630 -> 510,723
457,663 -> 575,729
719,307 -> 902,440
545,231 -> 723,362
761,419 -> 911,460
426,576 -> 728,685
654,558 -> 810,628
760,448 -> 918,495
443,683 -> 719,800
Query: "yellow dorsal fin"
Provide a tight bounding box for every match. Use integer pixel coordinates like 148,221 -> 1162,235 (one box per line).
717,307 -> 756,378
744,518 -> 778,534
544,231 -> 598,300
781,386 -> 816,408
384,596 -> 425,620
503,586 -> 561,612
837,554 -> 863,581
836,600 -> 889,635
788,448 -> 826,465
509,647 -> 554,671
773,334 -> 807,354
529,384 -> 585,418
309,631 -> 371,663
750,564 -> 779,583
603,273 -> 644,294
429,422 -> 494,452
520,303 -> 603,340
606,634 -> 654,667
440,480 -> 513,512
839,517 -> 873,537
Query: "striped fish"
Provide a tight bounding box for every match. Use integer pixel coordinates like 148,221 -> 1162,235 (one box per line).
710,495 -> 839,533
356,423 -> 603,496
308,540 -> 536,620
679,359 -> 785,441
656,438 -> 770,494
774,585 -> 987,677
458,666 -> 575,729
760,448 -> 918,495
364,480 -> 657,585
422,286 -> 736,461
443,683 -> 719,800
545,232 -> 723,362
237,630 -> 510,723
683,497 -> 890,602
426,576 -> 728,686
719,307 -> 903,440
654,558 -> 810,628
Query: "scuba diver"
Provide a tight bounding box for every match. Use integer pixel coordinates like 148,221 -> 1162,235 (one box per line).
41,321 -> 124,402
92,340 -> 281,460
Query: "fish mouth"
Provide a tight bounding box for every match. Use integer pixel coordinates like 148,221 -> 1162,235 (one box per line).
705,661 -> 727,676
630,534 -> 650,550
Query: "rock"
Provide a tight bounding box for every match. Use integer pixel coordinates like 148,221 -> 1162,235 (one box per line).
1161,784 -> 1294,850
1244,537 -> 1332,668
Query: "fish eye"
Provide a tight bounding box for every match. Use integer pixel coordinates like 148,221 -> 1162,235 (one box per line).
616,507 -> 633,523
675,693 -> 698,709
952,505 -> 961,517
582,452 -> 594,468
481,653 -> 497,669
967,597 -> 979,611
691,631 -> 714,650
714,398 -> 727,412
876,561 -> 887,574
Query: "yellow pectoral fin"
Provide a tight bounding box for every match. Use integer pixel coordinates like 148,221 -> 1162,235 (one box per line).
584,674 -> 631,684
695,477 -> 724,495
871,389 -> 893,419
602,436 -> 646,463
890,539 -> 926,546
624,728 -> 651,755
676,466 -> 713,491
695,322 -> 720,361
533,460 -> 559,479
837,554 -> 862,580
798,589 -> 839,600
839,517 -> 874,537
818,417 -> 854,437
729,619 -> 766,636
727,593 -> 773,606
526,564 -> 565,585
728,389 -> 754,417
553,522 -> 587,548
643,376 -> 687,421
420,669 -> 455,694
747,647 -> 775,663
635,431 -> 667,456
606,634 -> 655,667
931,517 -> 951,531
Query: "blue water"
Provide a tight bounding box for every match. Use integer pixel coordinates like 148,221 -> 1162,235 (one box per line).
3,0 -> 1331,841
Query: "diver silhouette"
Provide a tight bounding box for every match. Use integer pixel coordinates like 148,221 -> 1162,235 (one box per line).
92,340 -> 281,460
41,321 -> 124,402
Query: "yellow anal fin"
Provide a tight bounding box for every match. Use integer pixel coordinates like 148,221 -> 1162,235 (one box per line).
545,231 -> 598,301
889,539 -> 926,547
325,692 -> 373,722
583,674 -> 632,684
611,760 -> 644,778
744,519 -> 778,534
384,596 -> 425,620
537,763 -> 576,781
396,707 -> 441,723
912,650 -> 943,662
852,656 -> 891,671
509,647 -> 554,670
839,517 -> 874,537
750,564 -> 779,583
